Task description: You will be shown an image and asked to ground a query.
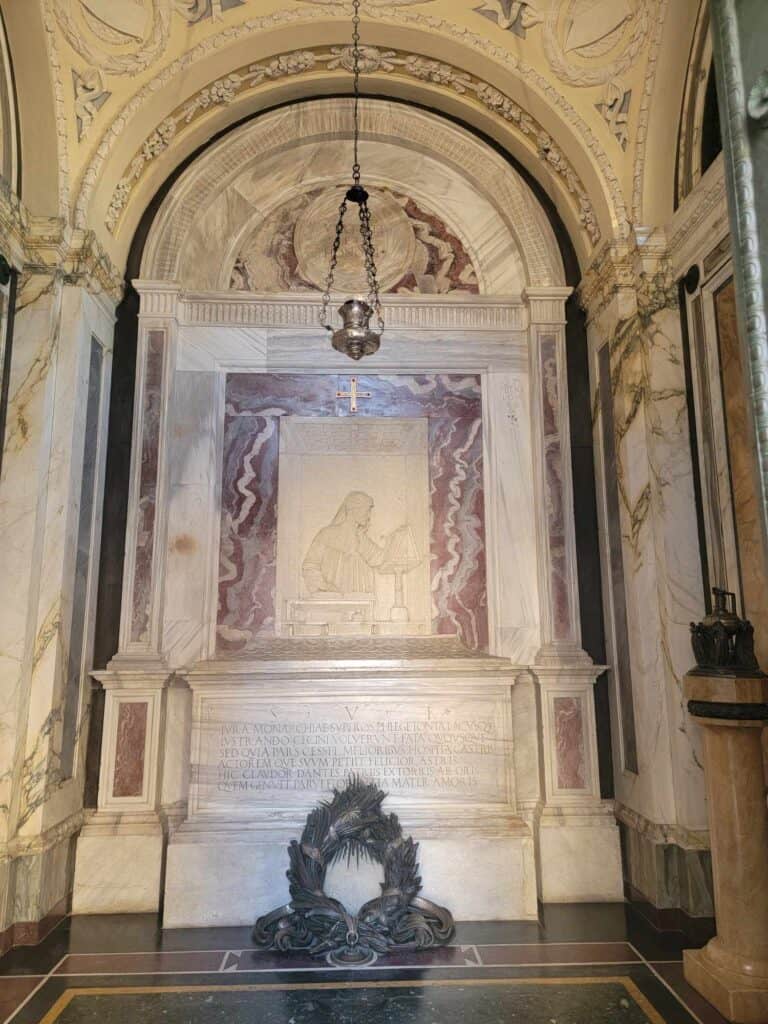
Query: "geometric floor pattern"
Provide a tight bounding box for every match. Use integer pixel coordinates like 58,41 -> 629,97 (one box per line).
35,979 -> 668,1024
0,906 -> 727,1024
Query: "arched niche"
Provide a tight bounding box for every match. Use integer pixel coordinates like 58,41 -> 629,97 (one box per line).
76,15 -> 626,272
141,98 -> 564,292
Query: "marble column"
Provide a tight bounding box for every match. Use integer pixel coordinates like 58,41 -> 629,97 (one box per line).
72,284 -> 180,915
0,222 -> 118,948
524,288 -> 622,903
710,0 -> 768,559
683,673 -> 768,1023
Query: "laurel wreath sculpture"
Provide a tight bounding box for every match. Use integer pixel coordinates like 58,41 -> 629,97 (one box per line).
253,778 -> 455,966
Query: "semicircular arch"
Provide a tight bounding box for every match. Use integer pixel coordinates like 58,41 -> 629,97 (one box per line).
141,98 -> 563,291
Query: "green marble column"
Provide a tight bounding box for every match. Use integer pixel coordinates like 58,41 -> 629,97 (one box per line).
710,0 -> 768,554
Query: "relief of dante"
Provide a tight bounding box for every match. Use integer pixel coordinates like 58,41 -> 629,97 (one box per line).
302,491 -> 385,596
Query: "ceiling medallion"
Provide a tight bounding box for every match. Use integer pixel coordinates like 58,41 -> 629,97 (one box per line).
319,0 -> 384,361
54,0 -> 170,76
542,0 -> 650,87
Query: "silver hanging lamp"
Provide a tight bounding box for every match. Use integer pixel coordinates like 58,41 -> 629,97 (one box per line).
319,0 -> 384,361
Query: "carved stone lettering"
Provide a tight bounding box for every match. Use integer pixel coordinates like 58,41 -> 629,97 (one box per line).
193,699 -> 510,811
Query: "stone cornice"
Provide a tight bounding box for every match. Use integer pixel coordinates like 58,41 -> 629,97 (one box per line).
668,158 -> 729,274
133,281 -> 528,333
615,802 -> 709,851
0,178 -> 29,270
578,241 -> 636,324
523,287 -> 573,325
1,808 -> 86,860
579,234 -> 678,325
0,181 -> 124,302
25,222 -> 124,303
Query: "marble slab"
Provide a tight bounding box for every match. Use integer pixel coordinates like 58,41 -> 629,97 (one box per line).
275,417 -> 431,634
192,694 -> 510,815
217,373 -> 487,652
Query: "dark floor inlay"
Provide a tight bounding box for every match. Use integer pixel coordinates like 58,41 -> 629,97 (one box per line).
39,978 -> 667,1024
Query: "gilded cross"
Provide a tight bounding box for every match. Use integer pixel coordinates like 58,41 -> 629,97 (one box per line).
335,377 -> 372,413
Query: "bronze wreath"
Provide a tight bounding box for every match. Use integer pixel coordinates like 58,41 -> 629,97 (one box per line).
253,777 -> 454,966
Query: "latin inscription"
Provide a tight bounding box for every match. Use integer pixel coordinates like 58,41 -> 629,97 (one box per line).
195,701 -> 508,806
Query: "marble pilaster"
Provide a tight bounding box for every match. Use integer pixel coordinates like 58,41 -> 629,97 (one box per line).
582,236 -> 708,874
525,287 -> 622,903
710,0 -> 768,564
72,286 -> 180,913
0,228 -> 118,939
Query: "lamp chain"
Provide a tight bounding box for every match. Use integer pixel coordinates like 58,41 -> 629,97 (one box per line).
352,0 -> 361,184
319,0 -> 384,337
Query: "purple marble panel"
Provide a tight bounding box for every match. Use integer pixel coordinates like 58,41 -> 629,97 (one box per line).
112,701 -> 148,798
553,695 -> 586,790
130,330 -> 165,643
217,374 -> 487,653
540,336 -> 572,640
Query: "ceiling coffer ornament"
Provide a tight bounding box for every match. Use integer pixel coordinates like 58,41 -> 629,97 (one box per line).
54,0 -> 171,76
475,1 -> 543,35
73,68 -> 111,142
297,0 -> 435,6
104,46 -> 600,248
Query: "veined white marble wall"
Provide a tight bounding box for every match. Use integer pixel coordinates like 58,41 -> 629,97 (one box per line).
588,242 -> 707,836
0,274 -> 114,933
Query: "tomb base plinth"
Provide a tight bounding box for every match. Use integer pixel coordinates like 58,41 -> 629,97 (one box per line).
164,816 -> 535,927
163,638 -> 538,926
72,815 -> 165,914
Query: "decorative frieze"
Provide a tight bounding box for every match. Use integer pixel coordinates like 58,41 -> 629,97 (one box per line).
134,283 -> 528,333
102,45 -> 600,249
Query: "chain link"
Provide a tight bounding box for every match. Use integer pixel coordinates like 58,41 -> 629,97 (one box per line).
319,0 -> 384,337
320,196 -> 347,331
352,0 -> 361,183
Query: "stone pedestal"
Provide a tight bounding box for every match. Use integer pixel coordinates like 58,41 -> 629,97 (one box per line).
683,673 -> 768,1023
72,660 -> 171,914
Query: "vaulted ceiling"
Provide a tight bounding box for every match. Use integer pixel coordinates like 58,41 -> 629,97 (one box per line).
2,0 -> 704,274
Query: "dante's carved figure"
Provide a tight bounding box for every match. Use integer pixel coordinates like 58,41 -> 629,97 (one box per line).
302,491 -> 385,595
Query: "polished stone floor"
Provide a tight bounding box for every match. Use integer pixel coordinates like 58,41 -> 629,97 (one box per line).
0,905 -> 726,1024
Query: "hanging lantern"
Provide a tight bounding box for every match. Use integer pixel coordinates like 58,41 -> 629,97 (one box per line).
319,0 -> 384,360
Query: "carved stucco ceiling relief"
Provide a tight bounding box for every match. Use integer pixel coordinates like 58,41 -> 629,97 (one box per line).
473,0 -> 650,87
230,186 -> 480,296
54,0 -> 248,80
73,68 -> 111,142
102,45 -> 601,251
71,7 -> 630,245
473,0 -> 656,156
